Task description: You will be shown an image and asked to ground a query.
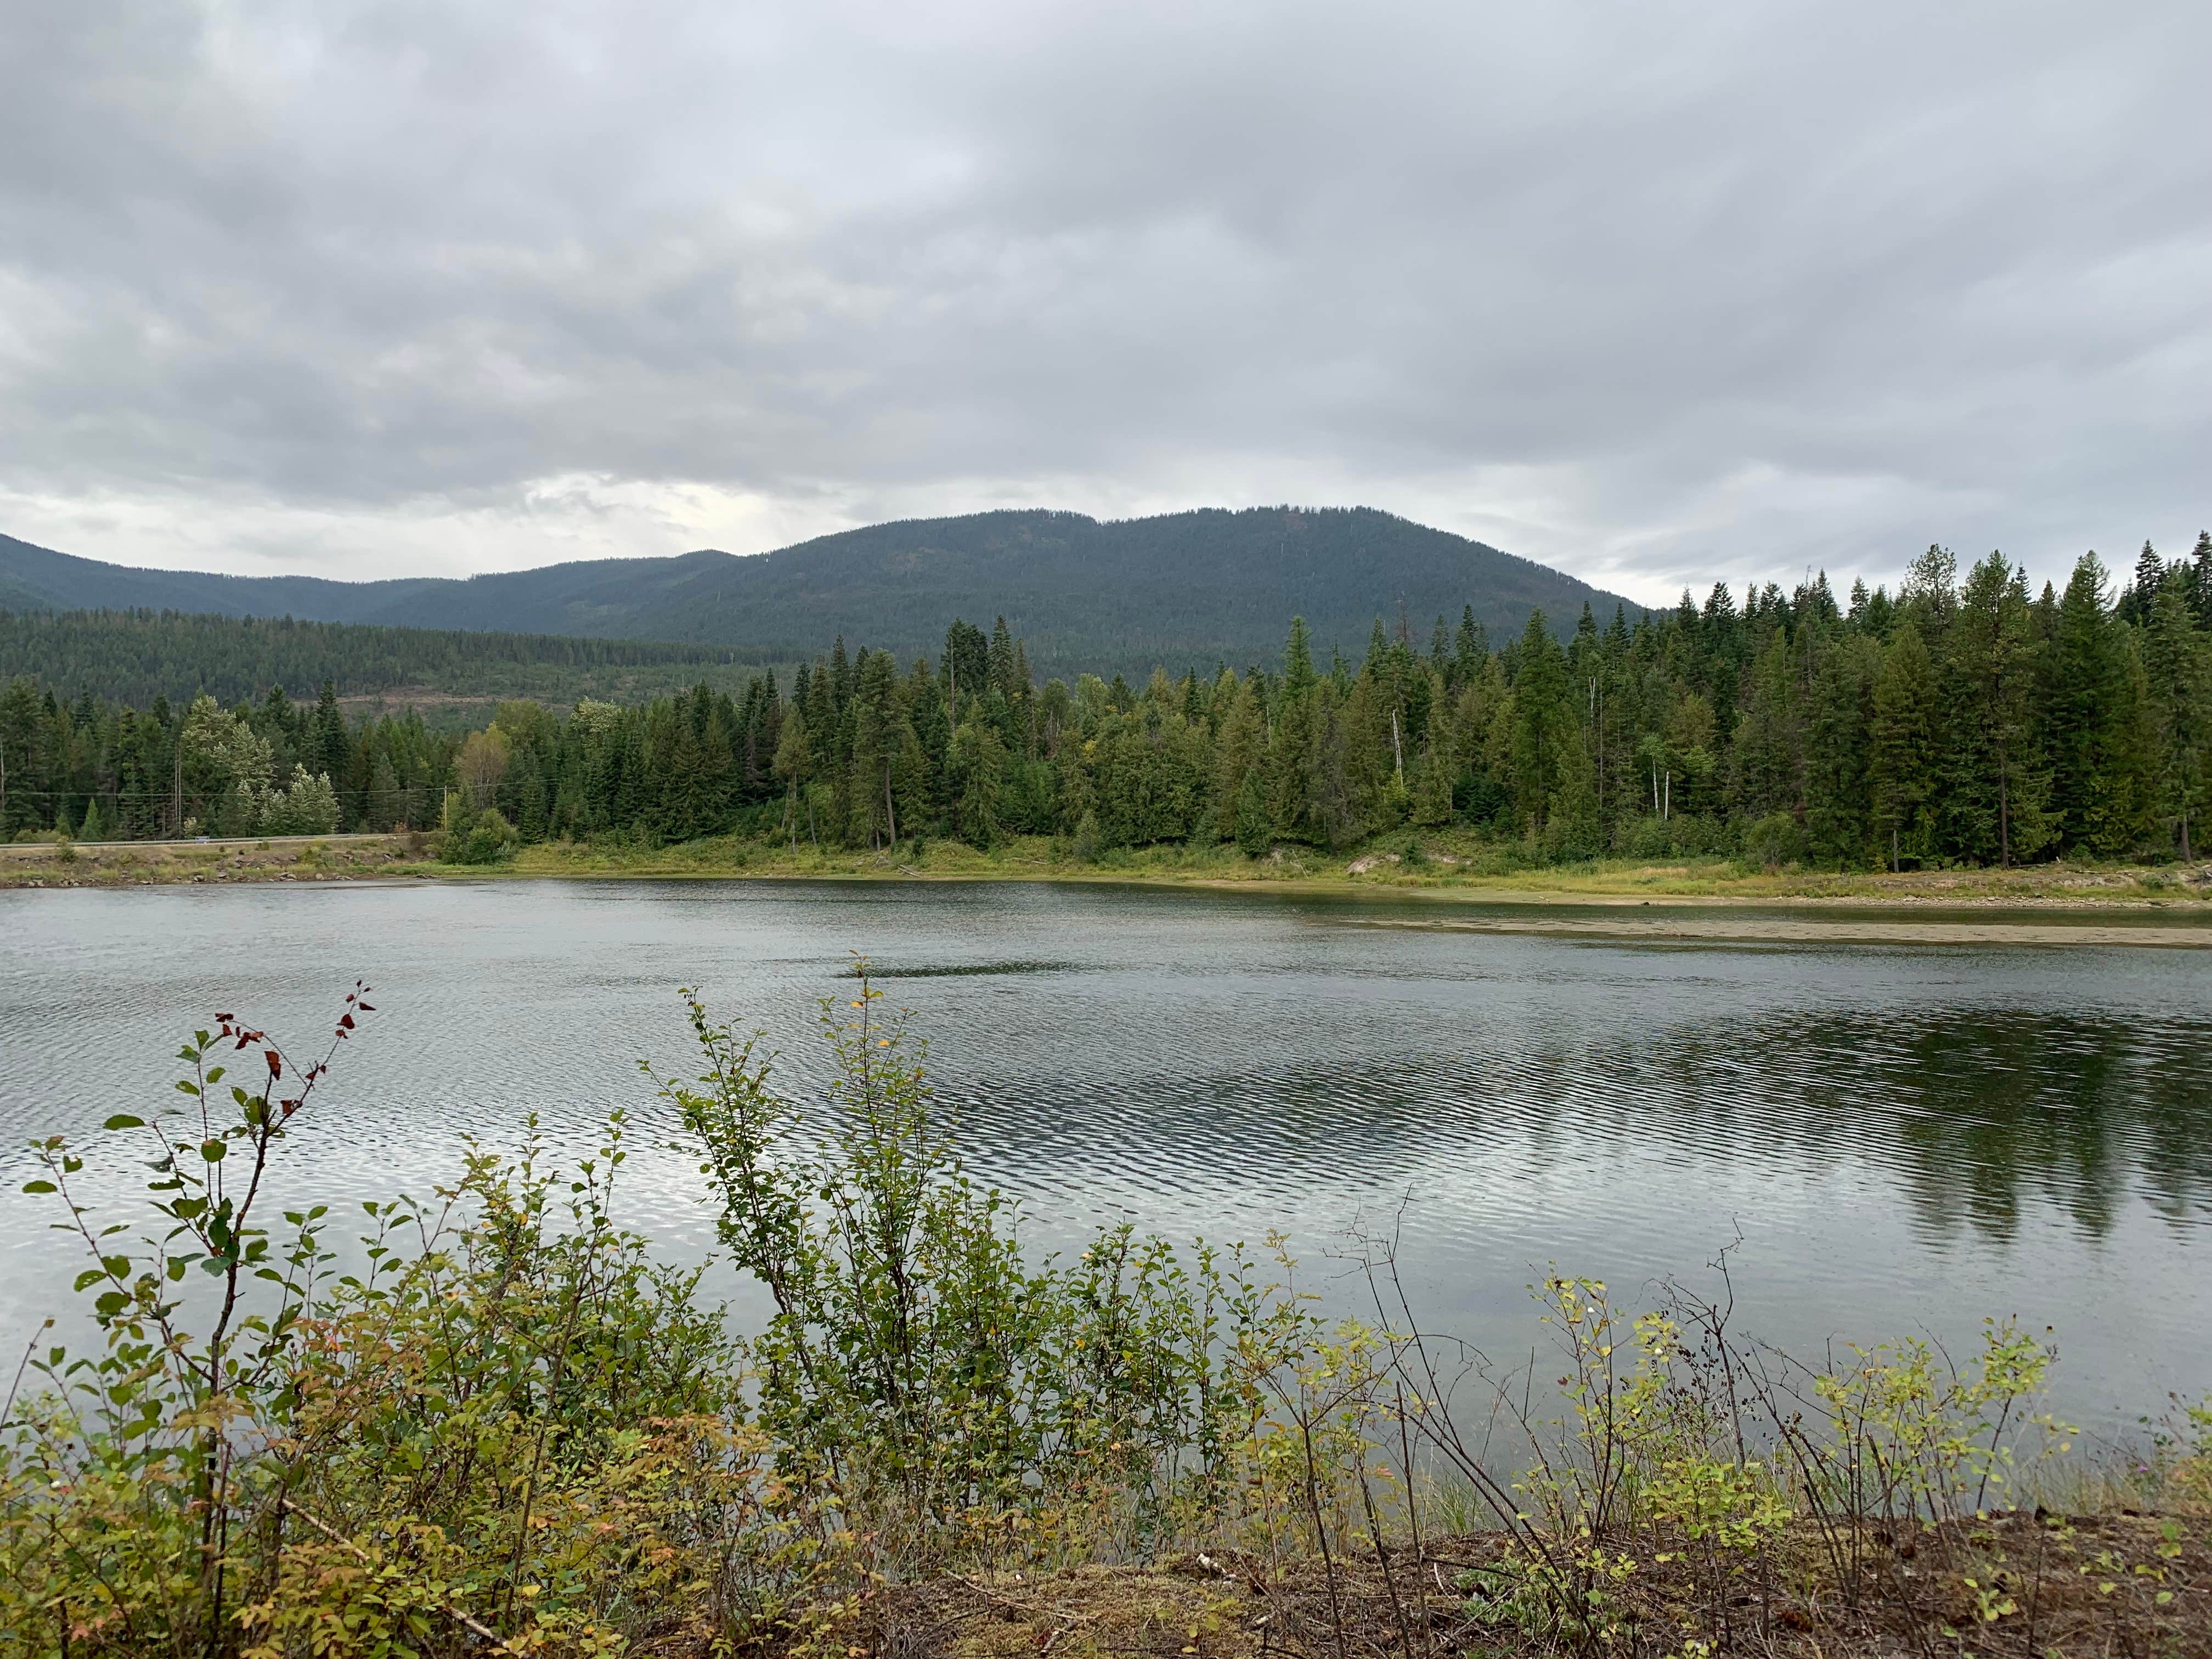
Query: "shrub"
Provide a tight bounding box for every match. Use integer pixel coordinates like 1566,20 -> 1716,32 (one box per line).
1741,811 -> 1808,870
3,990 -> 854,1658
652,966 -> 1324,1563
1072,809 -> 1104,864
450,809 -> 520,866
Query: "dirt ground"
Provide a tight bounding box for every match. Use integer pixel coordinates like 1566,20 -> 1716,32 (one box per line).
861,1513 -> 2211,1659
0,833 -> 430,888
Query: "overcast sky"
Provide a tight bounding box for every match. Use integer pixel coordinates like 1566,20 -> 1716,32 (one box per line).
3,1 -> 2207,607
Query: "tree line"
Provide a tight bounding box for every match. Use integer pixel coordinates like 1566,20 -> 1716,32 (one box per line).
0,607 -> 772,708
5,537 -> 2209,867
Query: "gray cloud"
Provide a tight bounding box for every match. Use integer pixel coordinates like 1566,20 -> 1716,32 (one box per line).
3,0 -> 2207,603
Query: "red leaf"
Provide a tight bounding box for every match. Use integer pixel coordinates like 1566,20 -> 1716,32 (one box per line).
266,1052 -> 283,1079
357,1003 -> 376,1012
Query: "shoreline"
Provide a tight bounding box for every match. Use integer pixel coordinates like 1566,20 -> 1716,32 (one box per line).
6,831 -> 2212,941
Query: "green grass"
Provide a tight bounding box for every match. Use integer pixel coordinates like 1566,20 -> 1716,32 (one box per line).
489,831 -> 2212,907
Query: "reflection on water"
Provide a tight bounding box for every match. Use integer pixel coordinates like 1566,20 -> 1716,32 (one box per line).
0,879 -> 2205,1429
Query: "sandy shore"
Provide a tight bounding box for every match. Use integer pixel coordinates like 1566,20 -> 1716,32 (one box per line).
5,834 -> 2209,945
1334,911 -> 2212,947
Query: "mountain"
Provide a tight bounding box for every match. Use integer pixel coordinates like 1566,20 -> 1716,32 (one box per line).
0,609 -> 781,715
1,507 -> 1640,679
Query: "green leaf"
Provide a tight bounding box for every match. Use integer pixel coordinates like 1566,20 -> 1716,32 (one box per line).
103,1114 -> 145,1131
19,1180 -> 55,1194
200,1140 -> 226,1163
94,1291 -> 129,1318
74,1269 -> 106,1292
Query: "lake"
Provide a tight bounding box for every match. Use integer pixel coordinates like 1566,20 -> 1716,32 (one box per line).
3,877 -> 2208,1435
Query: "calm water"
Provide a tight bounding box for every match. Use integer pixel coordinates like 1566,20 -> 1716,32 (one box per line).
3,879 -> 2209,1433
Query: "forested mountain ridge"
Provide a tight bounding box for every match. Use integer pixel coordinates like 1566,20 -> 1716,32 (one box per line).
6,539 -> 2208,872
0,508 -> 1635,678
0,609 -> 782,711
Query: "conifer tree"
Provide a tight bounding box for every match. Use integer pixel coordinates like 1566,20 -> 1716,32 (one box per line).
988,616 -> 1018,701
1509,612 -> 1570,834
947,716 -> 1006,847
1411,712 -> 1456,827
1267,618 -> 1317,840
1802,635 -> 1877,863
771,704 -> 814,845
1233,760 -> 1271,857
2044,554 -> 2144,855
311,680 -> 348,823
2143,582 -> 2209,860
2125,540 -> 2165,624
1871,622 -> 1940,868
1943,554 -> 2050,866
1211,678 -> 1264,842
1453,606 -> 1486,688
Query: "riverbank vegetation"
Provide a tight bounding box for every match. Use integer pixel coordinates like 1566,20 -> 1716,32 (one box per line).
5,975 -> 2209,1658
5,540 -> 2211,877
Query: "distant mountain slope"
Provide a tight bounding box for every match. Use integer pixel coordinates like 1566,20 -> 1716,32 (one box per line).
1,508 -> 1639,678
0,609 -> 781,712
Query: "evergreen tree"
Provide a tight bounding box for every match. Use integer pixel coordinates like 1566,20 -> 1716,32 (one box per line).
1899,544 -> 1959,646
2143,582 -> 2209,859
310,680 -> 349,823
1211,679 -> 1264,842
2124,539 -> 2165,624
771,704 -> 814,845
1871,623 -> 1940,868
1410,727 -> 1455,828
1801,635 -> 1877,864
1509,612 -> 1571,835
1943,554 -> 2050,866
2043,554 -> 2145,856
947,716 -> 1006,848
1453,606 -> 1486,688
1233,758 -> 1271,856
1267,618 -> 1317,840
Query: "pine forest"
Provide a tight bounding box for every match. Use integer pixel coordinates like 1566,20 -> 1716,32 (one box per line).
4,540 -> 2209,870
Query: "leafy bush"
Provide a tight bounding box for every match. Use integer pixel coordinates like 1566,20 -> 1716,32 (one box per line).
2,991 -> 855,1658
447,808 -> 520,866
1741,810 -> 1809,870
653,968 -> 1319,1563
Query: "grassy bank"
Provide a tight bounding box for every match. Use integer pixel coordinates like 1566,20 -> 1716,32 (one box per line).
499,830 -> 2212,908
8,826 -> 2212,915
5,970 -> 2209,1659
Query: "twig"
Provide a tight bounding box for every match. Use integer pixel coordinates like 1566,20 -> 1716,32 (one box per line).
280,1499 -> 501,1644
948,1575 -> 1098,1627
2,1320 -> 53,1426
